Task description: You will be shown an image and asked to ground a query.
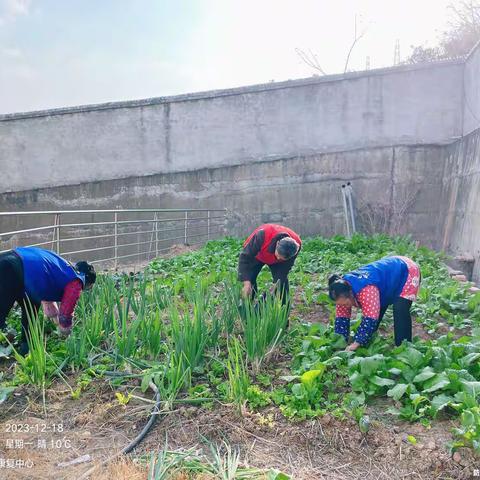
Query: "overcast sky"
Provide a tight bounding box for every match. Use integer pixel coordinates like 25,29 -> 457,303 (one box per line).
0,0 -> 454,114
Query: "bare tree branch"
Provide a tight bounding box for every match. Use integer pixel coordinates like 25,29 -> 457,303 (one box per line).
296,14 -> 368,75
344,15 -> 367,73
295,48 -> 327,75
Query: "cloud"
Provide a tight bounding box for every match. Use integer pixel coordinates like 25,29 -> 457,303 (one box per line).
0,0 -> 31,24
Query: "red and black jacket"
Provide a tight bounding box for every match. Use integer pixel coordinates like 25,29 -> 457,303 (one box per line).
238,224 -> 302,281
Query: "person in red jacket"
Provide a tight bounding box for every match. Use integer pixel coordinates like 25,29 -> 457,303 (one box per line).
238,224 -> 301,305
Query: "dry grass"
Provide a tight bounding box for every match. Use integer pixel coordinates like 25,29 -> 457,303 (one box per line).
94,459 -> 218,480
96,457 -> 146,480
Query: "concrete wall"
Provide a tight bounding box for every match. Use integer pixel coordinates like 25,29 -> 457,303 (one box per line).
0,144 -> 446,249
438,43 -> 480,281
441,128 -> 480,281
463,42 -> 480,135
3,51 -> 480,279
0,61 -> 464,194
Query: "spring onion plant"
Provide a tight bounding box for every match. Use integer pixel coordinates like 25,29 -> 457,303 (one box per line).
226,338 -> 250,413
169,302 -> 208,375
240,293 -> 289,373
220,278 -> 242,337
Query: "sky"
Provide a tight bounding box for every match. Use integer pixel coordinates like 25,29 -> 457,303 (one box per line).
0,0 -> 455,114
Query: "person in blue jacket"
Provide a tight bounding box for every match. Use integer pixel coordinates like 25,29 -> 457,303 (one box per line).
0,247 -> 96,355
328,256 -> 421,352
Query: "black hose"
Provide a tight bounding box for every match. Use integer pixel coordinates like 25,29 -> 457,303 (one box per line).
78,361 -> 163,479
98,367 -> 163,454
88,352 -> 163,445
122,380 -> 161,454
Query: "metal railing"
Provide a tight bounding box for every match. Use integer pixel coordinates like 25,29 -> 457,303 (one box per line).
0,208 -> 227,269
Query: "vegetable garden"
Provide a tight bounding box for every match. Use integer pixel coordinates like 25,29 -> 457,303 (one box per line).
1,234 -> 480,479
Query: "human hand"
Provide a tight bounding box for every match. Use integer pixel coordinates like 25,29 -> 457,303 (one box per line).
345,341 -> 361,352
42,301 -> 59,318
58,315 -> 73,336
242,281 -> 252,298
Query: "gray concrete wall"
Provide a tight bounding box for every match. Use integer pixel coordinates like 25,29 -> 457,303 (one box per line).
0,143 -> 446,251
440,128 -> 480,281
463,42 -> 480,135
3,53 -> 480,279
0,61 -> 464,194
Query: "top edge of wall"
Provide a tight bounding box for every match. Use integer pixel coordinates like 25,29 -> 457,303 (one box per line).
465,38 -> 480,61
0,57 -> 466,122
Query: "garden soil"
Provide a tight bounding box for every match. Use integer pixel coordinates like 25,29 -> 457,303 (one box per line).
0,360 -> 477,480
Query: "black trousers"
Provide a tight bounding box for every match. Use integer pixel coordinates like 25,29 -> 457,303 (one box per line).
247,260 -> 291,305
377,298 -> 412,346
0,251 -> 39,349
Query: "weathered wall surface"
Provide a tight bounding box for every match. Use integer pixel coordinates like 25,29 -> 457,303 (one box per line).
0,61 -> 463,194
0,144 -> 446,249
441,128 -> 480,281
463,42 -> 480,135
439,43 -> 480,282
2,51 -> 480,278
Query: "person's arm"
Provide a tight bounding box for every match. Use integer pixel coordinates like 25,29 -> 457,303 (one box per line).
238,230 -> 264,281
58,279 -> 83,331
334,304 -> 352,341
352,285 -> 381,347
271,254 -> 297,279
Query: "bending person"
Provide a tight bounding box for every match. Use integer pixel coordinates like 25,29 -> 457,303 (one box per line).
328,256 -> 420,351
0,247 -> 96,355
238,224 -> 301,305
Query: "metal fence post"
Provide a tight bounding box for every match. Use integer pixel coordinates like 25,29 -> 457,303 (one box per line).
114,212 -> 118,269
51,214 -> 57,251
55,213 -> 61,254
184,211 -> 188,245
207,210 -> 211,240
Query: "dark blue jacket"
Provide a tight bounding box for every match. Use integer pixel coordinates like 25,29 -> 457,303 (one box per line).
15,247 -> 85,304
344,256 -> 409,308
